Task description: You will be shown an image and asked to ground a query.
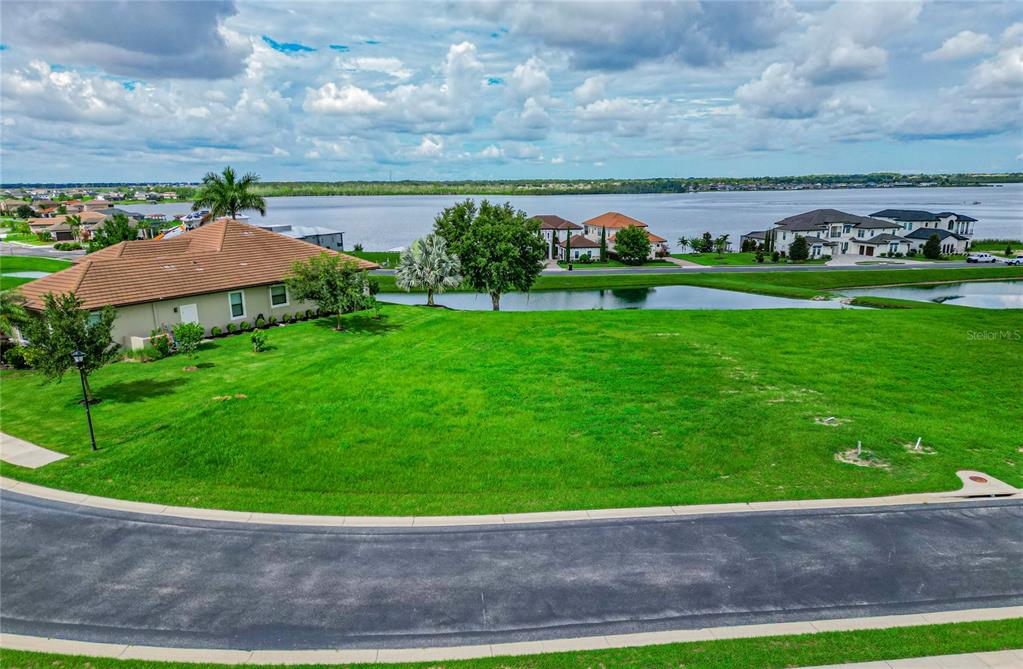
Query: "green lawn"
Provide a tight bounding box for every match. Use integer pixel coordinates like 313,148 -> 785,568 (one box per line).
558,258 -> 673,269
349,250 -> 401,267
672,252 -> 826,266
2,232 -> 54,246
2,619 -> 1021,669
2,303 -> 1021,516
374,265 -> 1023,299
0,255 -> 74,273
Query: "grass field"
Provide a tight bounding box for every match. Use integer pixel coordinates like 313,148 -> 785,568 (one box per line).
672,252 -> 827,266
349,250 -> 401,267
374,265 -> 1023,299
2,302 -> 1021,516
2,619 -> 1021,669
0,255 -> 73,290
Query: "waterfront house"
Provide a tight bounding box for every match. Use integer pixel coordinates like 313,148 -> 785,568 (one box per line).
739,208 -> 973,259
532,215 -> 583,259
580,211 -> 669,259
18,219 -> 378,350
559,234 -> 601,261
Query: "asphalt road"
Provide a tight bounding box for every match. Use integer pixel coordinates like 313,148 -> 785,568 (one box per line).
2,494 -> 1021,650
0,241 -> 84,260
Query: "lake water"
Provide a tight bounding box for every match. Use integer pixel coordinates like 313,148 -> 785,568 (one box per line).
129,184 -> 1023,253
840,280 -> 1023,309
380,285 -> 849,311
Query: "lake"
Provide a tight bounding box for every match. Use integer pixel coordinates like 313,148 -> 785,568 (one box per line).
840,280 -> 1023,309
380,285 -> 849,311
130,184 -> 1023,252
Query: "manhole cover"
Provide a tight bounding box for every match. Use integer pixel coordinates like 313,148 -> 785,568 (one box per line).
969,475 -> 988,483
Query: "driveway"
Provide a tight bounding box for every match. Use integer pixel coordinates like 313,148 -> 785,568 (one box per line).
2,493 -> 1020,651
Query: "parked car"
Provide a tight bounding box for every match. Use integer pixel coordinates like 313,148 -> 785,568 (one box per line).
1005,256 -> 1023,266
966,253 -> 1000,263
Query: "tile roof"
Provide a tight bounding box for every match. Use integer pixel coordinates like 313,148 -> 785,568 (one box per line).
612,230 -> 668,243
859,233 -> 907,244
774,209 -> 894,230
531,214 -> 582,230
870,209 -> 939,222
581,211 -> 648,229
559,234 -> 601,248
20,219 -> 378,311
935,211 -> 978,222
904,227 -> 970,241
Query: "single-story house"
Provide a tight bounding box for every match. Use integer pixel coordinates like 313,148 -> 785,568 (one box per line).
81,200 -> 116,212
532,215 -> 583,259
559,234 -> 601,261
903,227 -> 972,255
257,223 -> 347,251
0,199 -> 29,215
18,219 -> 378,350
28,215 -> 69,234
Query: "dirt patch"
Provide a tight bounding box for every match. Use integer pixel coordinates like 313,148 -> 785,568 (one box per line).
903,438 -> 936,455
815,416 -> 850,427
182,365 -> 198,372
212,393 -> 248,402
835,444 -> 890,469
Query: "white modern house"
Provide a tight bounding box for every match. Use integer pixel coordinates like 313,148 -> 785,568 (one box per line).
532,215 -> 583,260
741,208 -> 977,259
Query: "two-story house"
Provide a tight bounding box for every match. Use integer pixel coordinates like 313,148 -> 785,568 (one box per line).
531,215 -> 583,260
869,210 -> 976,255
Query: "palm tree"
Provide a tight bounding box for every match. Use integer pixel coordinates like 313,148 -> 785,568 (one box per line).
677,236 -> 690,253
395,234 -> 462,306
191,166 -> 267,222
66,214 -> 82,242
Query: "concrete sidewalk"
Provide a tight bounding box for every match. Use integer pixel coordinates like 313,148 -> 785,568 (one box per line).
0,432 -> 67,468
807,649 -> 1022,668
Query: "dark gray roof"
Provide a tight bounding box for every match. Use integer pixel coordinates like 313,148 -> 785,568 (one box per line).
870,209 -> 939,222
532,214 -> 582,230
860,233 -> 907,244
936,211 -> 978,222
904,228 -> 969,241
100,207 -> 145,220
773,209 -> 894,231
741,230 -> 768,239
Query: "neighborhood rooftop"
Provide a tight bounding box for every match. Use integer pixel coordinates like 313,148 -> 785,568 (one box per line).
581,211 -> 648,229
19,219 -> 377,311
531,215 -> 581,230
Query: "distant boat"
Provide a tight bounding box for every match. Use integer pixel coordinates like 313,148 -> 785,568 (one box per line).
972,201 -> 981,205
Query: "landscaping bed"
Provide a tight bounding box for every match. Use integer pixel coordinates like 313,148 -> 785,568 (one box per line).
1,304 -> 1020,516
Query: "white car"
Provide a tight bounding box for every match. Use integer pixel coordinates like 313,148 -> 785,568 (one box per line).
966,252 -> 1000,263
1005,256 -> 1023,266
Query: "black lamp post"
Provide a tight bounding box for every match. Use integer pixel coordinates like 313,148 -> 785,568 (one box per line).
72,350 -> 97,451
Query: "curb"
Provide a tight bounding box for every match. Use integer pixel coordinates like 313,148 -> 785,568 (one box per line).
1,470 -> 1018,528
2,607 -> 1021,665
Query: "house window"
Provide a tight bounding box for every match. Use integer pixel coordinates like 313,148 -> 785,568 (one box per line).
269,284 -> 288,307
857,229 -> 864,238
228,291 -> 245,319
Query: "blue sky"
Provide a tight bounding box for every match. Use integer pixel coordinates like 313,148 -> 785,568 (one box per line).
0,1 -> 1020,182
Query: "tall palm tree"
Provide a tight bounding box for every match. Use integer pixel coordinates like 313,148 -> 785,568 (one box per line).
395,234 -> 462,306
191,166 -> 267,222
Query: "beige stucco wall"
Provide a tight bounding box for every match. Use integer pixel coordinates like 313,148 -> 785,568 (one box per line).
112,284 -> 316,350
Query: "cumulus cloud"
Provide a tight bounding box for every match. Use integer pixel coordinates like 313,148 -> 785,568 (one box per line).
574,96 -> 666,136
341,57 -> 414,80
414,135 -> 444,157
471,0 -> 797,69
303,83 -> 386,114
924,31 -> 995,61
799,39 -> 888,84
734,63 -> 828,120
0,0 -> 250,79
573,76 -> 607,106
1,61 -> 140,125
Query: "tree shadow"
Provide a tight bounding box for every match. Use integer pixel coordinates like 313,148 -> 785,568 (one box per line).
95,378 -> 185,403
312,313 -> 402,335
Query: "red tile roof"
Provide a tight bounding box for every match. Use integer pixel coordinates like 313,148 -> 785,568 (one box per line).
20,219 -> 377,310
559,234 -> 601,248
581,211 -> 648,229
531,215 -> 582,230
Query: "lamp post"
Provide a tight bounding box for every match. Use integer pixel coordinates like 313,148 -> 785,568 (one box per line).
72,350 -> 97,451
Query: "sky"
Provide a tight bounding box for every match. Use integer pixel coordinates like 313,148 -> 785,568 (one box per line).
0,0 -> 1021,183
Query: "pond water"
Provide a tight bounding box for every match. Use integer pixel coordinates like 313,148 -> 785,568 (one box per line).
2,271 -> 49,278
840,280 -> 1023,309
380,285 -> 849,311
128,184 -> 1022,253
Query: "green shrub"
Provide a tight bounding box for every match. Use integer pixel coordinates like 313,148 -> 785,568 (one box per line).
268,316 -> 277,325
210,326 -> 222,337
172,322 -> 204,359
148,329 -> 172,358
226,323 -> 237,333
240,321 -> 251,331
251,329 -> 269,352
255,317 -> 266,329
771,251 -> 780,263
53,242 -> 83,251
281,313 -> 291,322
2,345 -> 28,369
305,309 -> 314,319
